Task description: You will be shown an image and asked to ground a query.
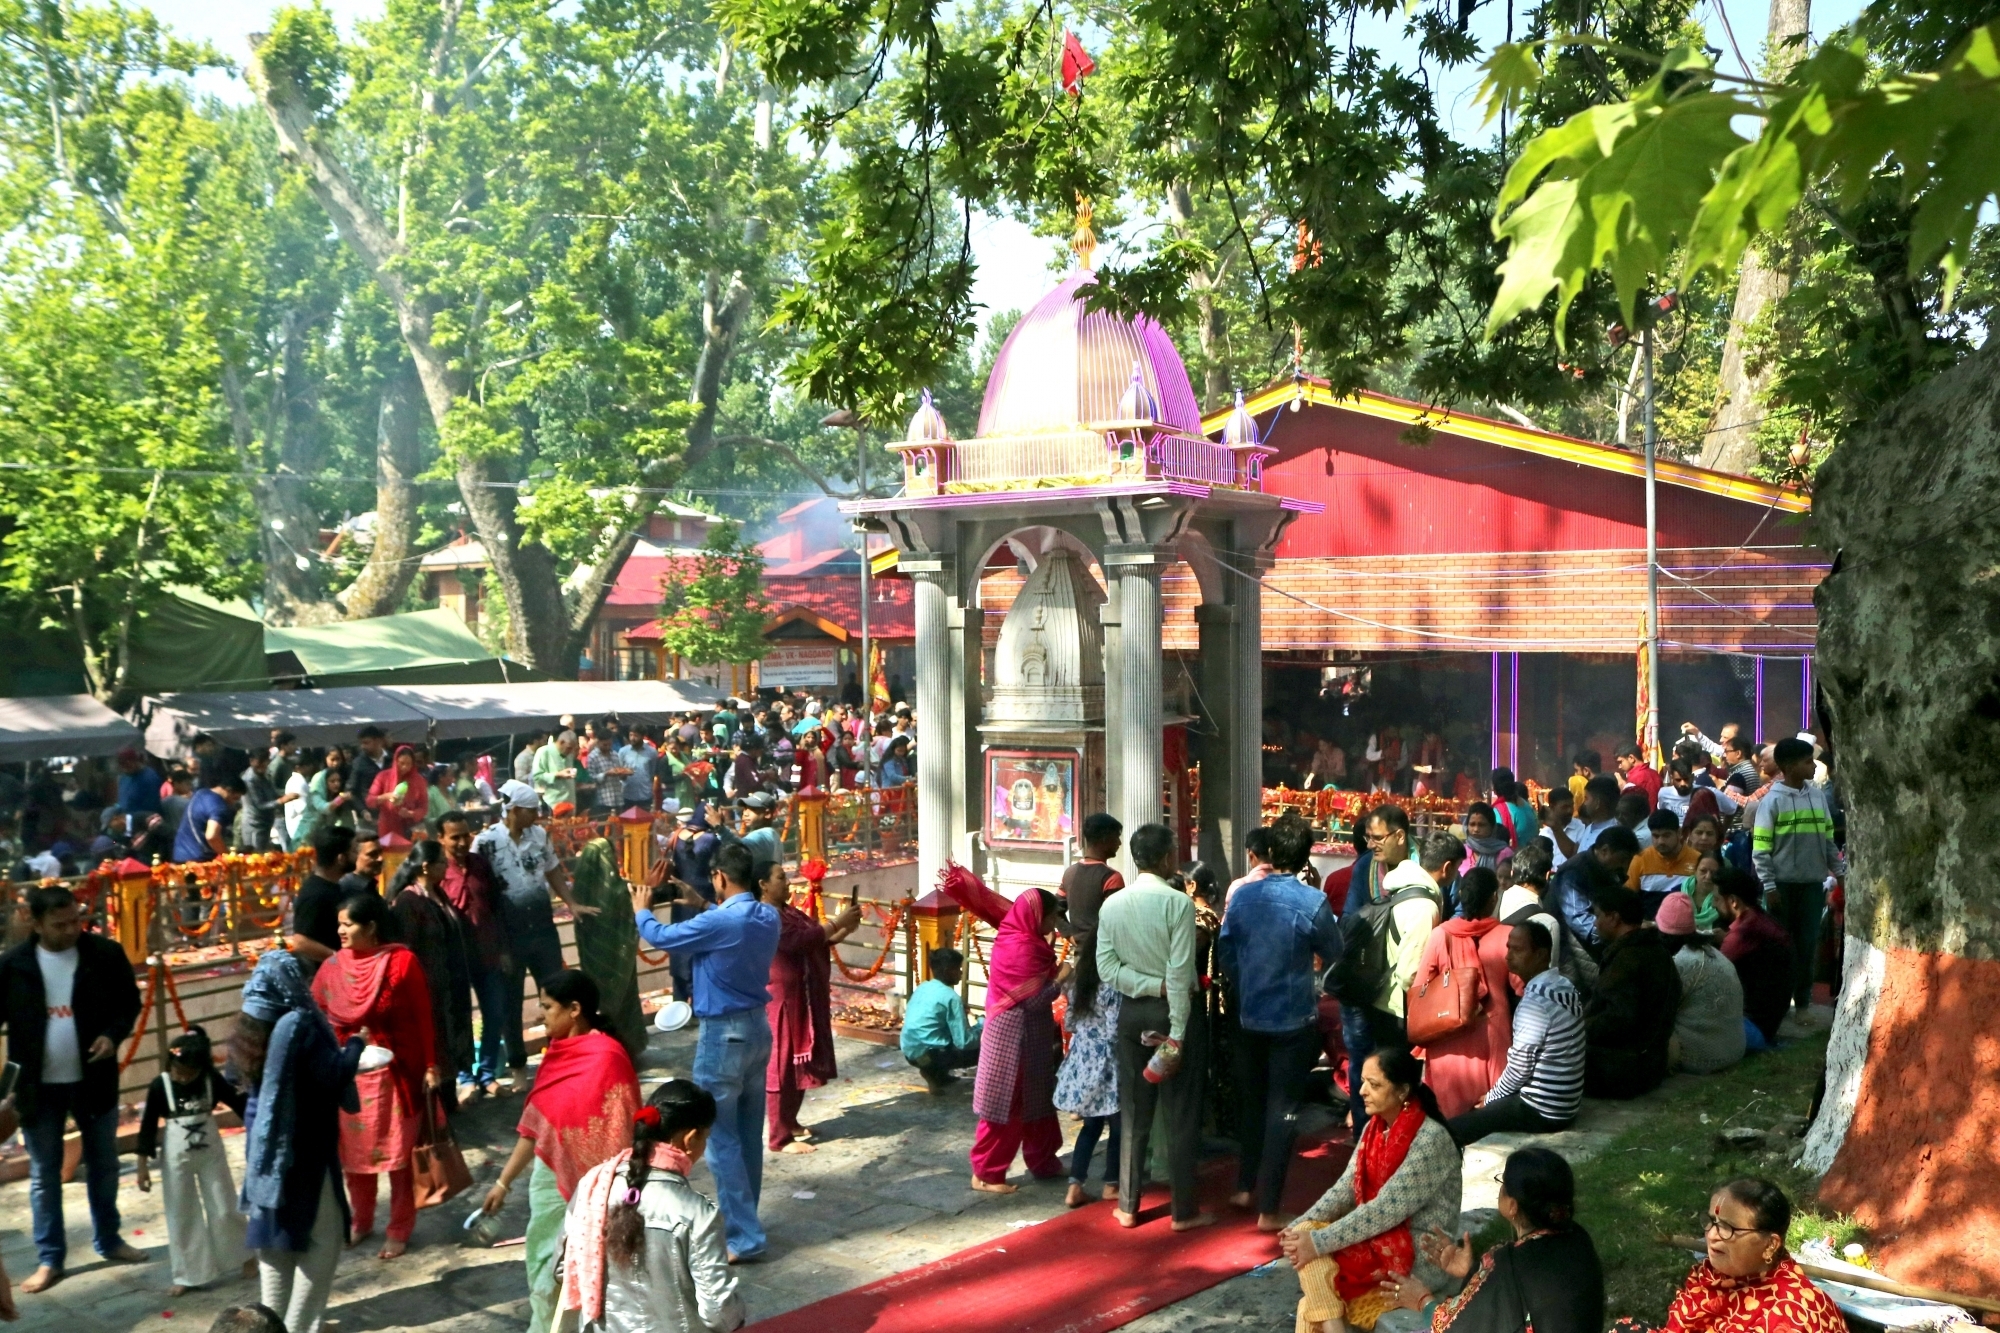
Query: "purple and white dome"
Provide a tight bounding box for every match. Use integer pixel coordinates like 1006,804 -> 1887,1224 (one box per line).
976,272 -> 1202,438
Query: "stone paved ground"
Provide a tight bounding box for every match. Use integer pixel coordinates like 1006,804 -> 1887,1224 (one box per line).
0,1005 -> 1833,1333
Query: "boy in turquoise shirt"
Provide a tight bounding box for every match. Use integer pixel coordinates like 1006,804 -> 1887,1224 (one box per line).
901,948 -> 981,1092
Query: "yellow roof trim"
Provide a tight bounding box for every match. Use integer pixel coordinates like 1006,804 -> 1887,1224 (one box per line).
763,606 -> 851,643
1206,383 -> 1810,515
869,547 -> 901,577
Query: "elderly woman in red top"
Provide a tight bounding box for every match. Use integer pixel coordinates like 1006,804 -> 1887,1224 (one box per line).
1613,1177 -> 1842,1333
309,891 -> 439,1259
759,860 -> 862,1153
367,745 -> 430,842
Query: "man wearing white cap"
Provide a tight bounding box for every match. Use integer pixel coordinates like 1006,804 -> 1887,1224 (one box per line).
474,781 -> 601,1093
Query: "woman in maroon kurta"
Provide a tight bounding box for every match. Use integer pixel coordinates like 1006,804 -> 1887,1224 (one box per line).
759,861 -> 862,1151
310,890 -> 438,1258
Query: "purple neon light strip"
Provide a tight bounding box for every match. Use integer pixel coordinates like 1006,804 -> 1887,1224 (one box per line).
1511,652 -> 1520,770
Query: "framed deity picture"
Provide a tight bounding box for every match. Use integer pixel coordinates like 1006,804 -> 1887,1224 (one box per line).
985,748 -> 1078,848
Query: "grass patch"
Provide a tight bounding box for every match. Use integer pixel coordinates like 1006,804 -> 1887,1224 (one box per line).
1568,1033 -> 1864,1322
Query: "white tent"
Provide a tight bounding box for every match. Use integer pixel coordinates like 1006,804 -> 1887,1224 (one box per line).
139,679 -> 724,756
141,687 -> 431,756
0,695 -> 144,762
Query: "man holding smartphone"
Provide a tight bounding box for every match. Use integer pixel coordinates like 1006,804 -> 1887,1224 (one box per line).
0,886 -> 146,1292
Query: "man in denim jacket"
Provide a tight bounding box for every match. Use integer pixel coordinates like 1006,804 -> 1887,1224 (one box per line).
1217,816 -> 1342,1231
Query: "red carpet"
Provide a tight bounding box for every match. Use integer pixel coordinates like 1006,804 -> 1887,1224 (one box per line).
749,1134 -> 1353,1333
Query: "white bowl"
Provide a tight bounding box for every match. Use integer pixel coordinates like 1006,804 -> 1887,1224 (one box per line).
654,1001 -> 694,1033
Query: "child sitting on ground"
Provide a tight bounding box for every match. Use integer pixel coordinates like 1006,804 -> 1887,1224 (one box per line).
557,1079 -> 743,1333
135,1026 -> 253,1296
900,948 -> 982,1092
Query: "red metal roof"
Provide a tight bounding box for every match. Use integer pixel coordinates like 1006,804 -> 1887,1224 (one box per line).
1223,384 -> 1811,559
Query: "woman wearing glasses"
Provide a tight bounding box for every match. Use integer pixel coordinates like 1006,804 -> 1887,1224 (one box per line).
1614,1177 -> 1843,1333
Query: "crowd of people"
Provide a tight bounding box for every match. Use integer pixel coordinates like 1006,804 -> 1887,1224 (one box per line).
0,693 -> 921,883
0,697 -> 1859,1333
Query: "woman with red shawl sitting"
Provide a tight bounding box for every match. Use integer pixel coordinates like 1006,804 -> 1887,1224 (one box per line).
1612,1178 -> 1842,1333
309,892 -> 439,1259
758,860 -> 862,1154
968,887 -> 1072,1193
478,970 -> 641,1333
366,745 -> 430,842
1280,1049 -> 1463,1333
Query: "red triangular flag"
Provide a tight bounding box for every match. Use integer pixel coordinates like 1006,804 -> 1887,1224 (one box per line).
1060,29 -> 1096,96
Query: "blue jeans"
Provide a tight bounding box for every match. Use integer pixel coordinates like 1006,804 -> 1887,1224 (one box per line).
1340,1005 -> 1376,1141
1069,1114 -> 1121,1185
467,963 -> 512,1087
501,927 -> 569,1071
692,1008 -> 771,1258
23,1084 -> 124,1270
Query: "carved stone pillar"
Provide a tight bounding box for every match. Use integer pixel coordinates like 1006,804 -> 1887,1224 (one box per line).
907,558 -> 954,892
1104,545 -> 1167,867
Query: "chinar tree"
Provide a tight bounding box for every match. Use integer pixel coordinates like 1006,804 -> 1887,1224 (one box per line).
1481,6 -> 2000,1291
247,0 -> 813,674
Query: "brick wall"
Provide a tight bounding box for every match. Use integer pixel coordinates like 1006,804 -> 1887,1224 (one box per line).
976,546 -> 1822,657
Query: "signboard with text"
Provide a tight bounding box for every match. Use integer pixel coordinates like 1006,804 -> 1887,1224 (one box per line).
759,645 -> 841,688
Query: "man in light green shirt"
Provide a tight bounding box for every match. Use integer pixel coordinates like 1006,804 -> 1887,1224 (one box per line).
532,730 -> 580,812
1376,833 -> 1452,1018
1096,822 -> 1210,1231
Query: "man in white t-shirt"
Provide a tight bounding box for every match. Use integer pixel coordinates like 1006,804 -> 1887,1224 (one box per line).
0,886 -> 145,1291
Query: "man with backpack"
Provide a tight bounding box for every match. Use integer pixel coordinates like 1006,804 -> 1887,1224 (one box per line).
1325,819 -> 1454,1137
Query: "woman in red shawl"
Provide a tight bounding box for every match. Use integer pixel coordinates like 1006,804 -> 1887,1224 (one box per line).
1282,1050 -> 1463,1333
969,888 -> 1072,1193
367,745 -> 430,842
1611,1178 -> 1842,1333
478,970 -> 639,1333
309,891 -> 438,1259
1408,867 -> 1513,1118
760,861 -> 862,1153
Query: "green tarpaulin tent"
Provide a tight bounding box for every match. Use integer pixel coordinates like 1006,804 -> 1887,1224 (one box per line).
264,608 -> 542,687
126,588 -> 270,694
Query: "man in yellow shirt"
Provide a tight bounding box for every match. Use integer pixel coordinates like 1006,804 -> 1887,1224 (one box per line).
1567,748 -> 1601,808
1626,808 -> 1699,912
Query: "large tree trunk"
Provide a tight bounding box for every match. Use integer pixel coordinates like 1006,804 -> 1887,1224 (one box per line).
1800,333 -> 2000,1292
1164,181 -> 1233,410
1699,0 -> 1810,475
339,361 -> 424,619
221,347 -> 338,626
248,35 -> 575,673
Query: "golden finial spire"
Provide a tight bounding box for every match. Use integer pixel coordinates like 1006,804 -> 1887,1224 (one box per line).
1070,192 -> 1098,272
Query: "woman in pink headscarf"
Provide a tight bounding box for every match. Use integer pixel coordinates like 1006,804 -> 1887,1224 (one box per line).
968,888 -> 1072,1193
367,745 -> 430,841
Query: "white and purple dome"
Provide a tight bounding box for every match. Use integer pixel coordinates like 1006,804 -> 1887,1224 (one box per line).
976,272 -> 1203,438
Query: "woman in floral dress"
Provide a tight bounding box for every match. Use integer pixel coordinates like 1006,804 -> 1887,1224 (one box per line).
1053,920 -> 1121,1209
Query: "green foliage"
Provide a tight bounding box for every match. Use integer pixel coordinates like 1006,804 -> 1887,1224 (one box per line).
0,74 -> 256,702
258,3 -> 343,113
655,522 -> 775,666
1487,21 -> 2000,346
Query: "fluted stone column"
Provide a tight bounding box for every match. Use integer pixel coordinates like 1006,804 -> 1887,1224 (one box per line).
1106,546 -> 1166,866
949,597 -> 983,871
1231,552 -> 1267,878
1195,602 -> 1238,873
908,558 -> 954,892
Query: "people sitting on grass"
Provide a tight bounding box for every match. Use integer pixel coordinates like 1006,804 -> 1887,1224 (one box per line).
1409,866 -> 1511,1120
900,948 -> 981,1091
1657,893 -> 1746,1074
1714,868 -> 1794,1050
1448,921 -> 1585,1145
1280,1049 -> 1464,1333
1381,1147 -> 1605,1333
1627,809 -> 1699,912
1548,823 -> 1638,951
1611,1178 -> 1843,1333
1678,818 -> 1727,935
1583,884 -> 1681,1098
558,1078 -> 745,1333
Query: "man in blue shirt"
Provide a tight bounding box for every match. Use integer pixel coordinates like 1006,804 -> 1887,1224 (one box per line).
1218,815 -> 1343,1231
616,731 -> 656,809
171,776 -> 243,863
631,842 -> 779,1260
114,748 -> 162,819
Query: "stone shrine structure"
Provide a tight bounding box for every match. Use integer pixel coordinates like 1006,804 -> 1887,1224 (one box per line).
843,235 -> 1318,891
